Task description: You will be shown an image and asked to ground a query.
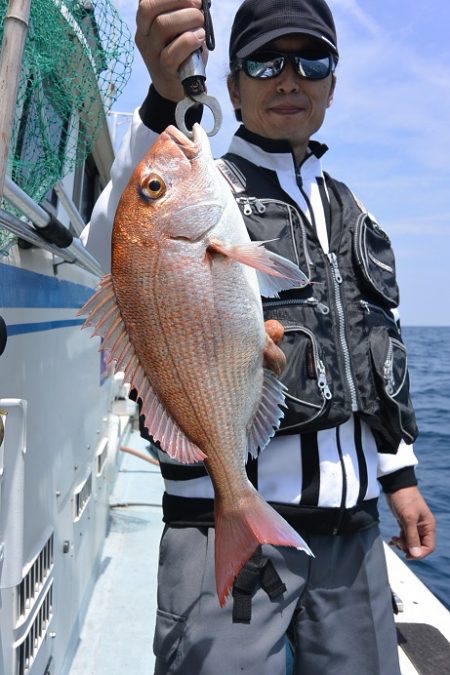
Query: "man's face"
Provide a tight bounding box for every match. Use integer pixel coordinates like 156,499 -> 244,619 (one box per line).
228,34 -> 336,162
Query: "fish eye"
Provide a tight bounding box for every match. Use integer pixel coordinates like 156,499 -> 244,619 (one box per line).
141,174 -> 166,200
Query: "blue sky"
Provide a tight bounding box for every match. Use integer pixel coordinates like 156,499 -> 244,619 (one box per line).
112,0 -> 450,326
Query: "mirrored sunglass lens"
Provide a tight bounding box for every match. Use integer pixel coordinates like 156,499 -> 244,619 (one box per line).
244,56 -> 284,78
296,56 -> 331,79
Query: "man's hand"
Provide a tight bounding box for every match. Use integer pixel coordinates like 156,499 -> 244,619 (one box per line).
135,0 -> 206,102
263,320 -> 286,376
386,486 -> 436,560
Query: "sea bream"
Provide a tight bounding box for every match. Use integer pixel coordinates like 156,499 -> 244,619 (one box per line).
79,123 -> 312,605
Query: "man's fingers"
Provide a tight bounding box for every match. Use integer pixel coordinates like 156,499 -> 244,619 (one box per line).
391,519 -> 436,560
137,0 -> 202,37
264,320 -> 284,345
414,519 -> 436,557
135,1 -> 206,100
149,7 -> 204,49
263,321 -> 286,375
402,519 -> 422,557
263,336 -> 286,376
406,510 -> 437,559
160,24 -> 206,73
386,487 -> 436,561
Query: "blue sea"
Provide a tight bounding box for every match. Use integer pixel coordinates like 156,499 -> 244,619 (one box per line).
378,326 -> 450,609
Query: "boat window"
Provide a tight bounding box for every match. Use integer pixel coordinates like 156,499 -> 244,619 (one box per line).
73,153 -> 102,225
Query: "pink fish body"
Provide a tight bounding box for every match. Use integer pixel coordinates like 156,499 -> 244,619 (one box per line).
80,124 -> 312,605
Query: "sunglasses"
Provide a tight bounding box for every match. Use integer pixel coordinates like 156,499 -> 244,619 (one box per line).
234,51 -> 335,81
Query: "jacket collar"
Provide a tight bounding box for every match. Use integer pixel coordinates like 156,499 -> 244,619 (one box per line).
228,125 -> 328,177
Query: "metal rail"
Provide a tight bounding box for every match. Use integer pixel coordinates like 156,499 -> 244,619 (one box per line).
1,176 -> 103,277
54,182 -> 87,237
0,208 -> 77,262
3,176 -> 50,229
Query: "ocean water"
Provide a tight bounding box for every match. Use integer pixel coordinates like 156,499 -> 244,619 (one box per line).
378,326 -> 450,609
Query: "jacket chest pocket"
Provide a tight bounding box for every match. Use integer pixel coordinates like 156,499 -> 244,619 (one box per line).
354,214 -> 399,307
276,324 -> 332,431
236,197 -> 313,284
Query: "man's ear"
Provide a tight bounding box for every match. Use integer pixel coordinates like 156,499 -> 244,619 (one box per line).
227,74 -> 241,111
327,74 -> 336,108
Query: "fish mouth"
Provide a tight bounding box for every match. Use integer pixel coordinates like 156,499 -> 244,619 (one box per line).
164,125 -> 203,160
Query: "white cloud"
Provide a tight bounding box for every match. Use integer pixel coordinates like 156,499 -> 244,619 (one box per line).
330,0 -> 380,36
325,1 -> 450,174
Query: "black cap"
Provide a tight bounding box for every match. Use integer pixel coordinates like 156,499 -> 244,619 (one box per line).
229,0 -> 338,64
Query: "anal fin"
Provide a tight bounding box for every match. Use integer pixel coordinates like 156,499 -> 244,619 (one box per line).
247,369 -> 286,459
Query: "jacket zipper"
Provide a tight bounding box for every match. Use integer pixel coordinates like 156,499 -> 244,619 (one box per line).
317,359 -> 333,401
263,296 -> 329,315
284,324 -> 332,402
236,196 -> 266,216
359,300 -> 398,327
384,338 -> 395,395
327,252 -> 359,411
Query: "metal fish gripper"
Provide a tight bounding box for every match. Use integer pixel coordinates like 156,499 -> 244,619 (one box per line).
175,0 -> 222,137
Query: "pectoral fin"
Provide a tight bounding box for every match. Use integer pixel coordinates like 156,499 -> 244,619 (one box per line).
207,239 -> 309,297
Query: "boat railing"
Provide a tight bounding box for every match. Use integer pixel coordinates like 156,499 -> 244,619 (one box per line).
1,175 -> 103,277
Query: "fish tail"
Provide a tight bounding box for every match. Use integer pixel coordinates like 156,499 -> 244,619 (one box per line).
214,490 -> 313,607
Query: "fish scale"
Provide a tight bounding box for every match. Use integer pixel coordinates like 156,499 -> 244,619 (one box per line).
80,123 -> 313,605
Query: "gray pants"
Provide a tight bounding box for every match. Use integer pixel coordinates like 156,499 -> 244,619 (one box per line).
153,524 -> 401,675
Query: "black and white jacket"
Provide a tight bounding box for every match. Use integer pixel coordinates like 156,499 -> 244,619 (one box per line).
81,87 -> 418,535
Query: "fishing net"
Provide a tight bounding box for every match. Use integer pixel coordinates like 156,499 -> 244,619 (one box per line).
0,0 -> 133,205
0,227 -> 15,256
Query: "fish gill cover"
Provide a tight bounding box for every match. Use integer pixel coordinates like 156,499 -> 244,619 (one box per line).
0,0 -> 133,210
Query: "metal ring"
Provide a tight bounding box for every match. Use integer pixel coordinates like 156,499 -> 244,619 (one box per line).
175,94 -> 222,138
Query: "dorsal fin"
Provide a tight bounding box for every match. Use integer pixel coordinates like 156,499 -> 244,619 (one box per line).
78,275 -> 206,464
246,369 -> 287,459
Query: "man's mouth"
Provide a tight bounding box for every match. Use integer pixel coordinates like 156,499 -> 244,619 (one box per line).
269,105 -> 306,115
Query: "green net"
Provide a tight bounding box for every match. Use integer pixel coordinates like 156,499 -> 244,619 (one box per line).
0,227 -> 16,256
0,0 -> 133,204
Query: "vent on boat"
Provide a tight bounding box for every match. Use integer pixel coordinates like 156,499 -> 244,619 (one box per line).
15,582 -> 53,675
74,472 -> 92,521
15,534 -> 54,625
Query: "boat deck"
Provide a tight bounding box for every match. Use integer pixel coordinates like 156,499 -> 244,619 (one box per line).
69,429 -> 164,675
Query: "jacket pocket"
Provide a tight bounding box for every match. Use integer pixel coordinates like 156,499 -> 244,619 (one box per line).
368,326 -> 418,444
236,197 -> 313,284
277,324 -> 332,431
153,608 -> 186,670
354,213 -> 399,307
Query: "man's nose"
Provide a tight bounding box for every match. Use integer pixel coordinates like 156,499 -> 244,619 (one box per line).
276,61 -> 301,93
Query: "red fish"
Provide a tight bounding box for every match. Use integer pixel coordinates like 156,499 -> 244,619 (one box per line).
80,124 -> 312,605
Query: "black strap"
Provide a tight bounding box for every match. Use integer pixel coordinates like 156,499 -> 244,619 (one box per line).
0,315 -> 7,356
202,0 -> 215,51
232,548 -> 286,624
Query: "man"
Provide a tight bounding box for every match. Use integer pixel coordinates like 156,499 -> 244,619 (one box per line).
82,1 -> 436,673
